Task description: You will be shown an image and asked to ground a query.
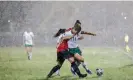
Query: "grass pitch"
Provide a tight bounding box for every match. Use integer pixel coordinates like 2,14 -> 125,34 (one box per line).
0,47 -> 133,80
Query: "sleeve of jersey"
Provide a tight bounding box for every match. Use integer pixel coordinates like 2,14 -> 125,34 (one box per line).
77,34 -> 81,39
64,31 -> 73,37
31,32 -> 34,37
65,28 -> 72,31
57,35 -> 62,43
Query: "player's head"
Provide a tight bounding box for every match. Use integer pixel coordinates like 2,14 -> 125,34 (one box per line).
27,28 -> 31,32
74,20 -> 81,26
72,20 -> 81,34
54,28 -> 66,37
72,25 -> 81,35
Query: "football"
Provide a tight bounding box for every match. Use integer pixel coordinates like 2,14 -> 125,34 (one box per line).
96,68 -> 104,76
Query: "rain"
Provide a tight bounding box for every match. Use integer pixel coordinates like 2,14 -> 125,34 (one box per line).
0,1 -> 133,47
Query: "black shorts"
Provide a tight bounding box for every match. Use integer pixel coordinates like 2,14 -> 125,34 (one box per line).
57,50 -> 73,63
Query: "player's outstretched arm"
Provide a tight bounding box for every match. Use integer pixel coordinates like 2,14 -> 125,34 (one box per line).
78,36 -> 84,40
81,31 -> 96,36
62,36 -> 73,40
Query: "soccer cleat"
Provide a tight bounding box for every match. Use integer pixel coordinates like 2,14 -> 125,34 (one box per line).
71,68 -> 76,76
79,74 -> 87,78
86,69 -> 92,74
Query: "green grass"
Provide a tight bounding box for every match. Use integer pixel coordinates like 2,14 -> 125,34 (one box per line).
0,47 -> 133,80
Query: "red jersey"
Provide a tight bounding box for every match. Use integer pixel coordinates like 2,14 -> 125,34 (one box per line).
66,28 -> 72,31
57,28 -> 72,52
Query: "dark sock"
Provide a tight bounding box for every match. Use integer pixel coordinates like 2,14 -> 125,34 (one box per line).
71,62 -> 82,76
47,65 -> 60,78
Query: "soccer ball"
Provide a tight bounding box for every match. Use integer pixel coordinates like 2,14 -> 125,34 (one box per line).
96,68 -> 104,76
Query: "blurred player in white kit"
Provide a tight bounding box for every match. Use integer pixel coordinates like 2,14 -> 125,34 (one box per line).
125,34 -> 130,52
23,28 -> 34,60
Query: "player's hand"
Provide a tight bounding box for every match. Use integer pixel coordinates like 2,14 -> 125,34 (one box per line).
81,31 -> 85,34
92,34 -> 96,36
78,36 -> 84,40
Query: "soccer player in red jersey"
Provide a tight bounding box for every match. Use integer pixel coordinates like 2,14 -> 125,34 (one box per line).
47,24 -> 87,78
55,20 -> 96,76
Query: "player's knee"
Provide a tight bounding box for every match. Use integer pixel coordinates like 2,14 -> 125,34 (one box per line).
57,60 -> 64,67
80,58 -> 84,62
68,57 -> 75,63
77,59 -> 84,62
74,54 -> 84,62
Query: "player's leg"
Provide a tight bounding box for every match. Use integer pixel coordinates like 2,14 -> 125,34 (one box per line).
78,48 -> 92,74
55,53 -> 65,76
55,69 -> 60,76
47,59 -> 65,78
74,53 -> 84,62
81,62 -> 92,74
56,50 -> 87,78
25,44 -> 32,60
70,47 -> 92,74
47,50 -> 87,78
47,52 -> 65,78
28,46 -> 32,60
69,47 -> 84,62
25,44 -> 33,60
70,59 -> 81,76
25,46 -> 30,60
69,47 -> 84,76
71,58 -> 92,75
67,55 -> 87,78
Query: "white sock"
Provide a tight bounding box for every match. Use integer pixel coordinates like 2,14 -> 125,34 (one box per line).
56,69 -> 60,75
81,62 -> 88,70
71,67 -> 76,76
29,52 -> 32,57
28,52 -> 32,60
